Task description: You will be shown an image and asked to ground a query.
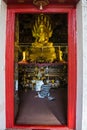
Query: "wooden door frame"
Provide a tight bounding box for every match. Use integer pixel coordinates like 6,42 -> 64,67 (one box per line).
6,4 -> 76,130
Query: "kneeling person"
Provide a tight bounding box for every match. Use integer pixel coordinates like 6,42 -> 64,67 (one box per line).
38,79 -> 55,101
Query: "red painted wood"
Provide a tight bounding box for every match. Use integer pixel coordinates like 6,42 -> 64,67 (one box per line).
7,4 -> 76,14
3,0 -> 80,5
6,10 -> 15,127
68,9 -> 77,129
13,125 -> 69,130
6,4 -> 76,130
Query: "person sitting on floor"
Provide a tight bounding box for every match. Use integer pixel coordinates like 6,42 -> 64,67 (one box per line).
38,79 -> 55,101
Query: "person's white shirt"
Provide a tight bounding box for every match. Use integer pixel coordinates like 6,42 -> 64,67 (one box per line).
35,79 -> 43,91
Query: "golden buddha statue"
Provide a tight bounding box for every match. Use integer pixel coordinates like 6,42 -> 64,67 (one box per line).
30,14 -> 56,62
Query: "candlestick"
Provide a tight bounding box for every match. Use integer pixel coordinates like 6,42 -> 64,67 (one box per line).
23,51 -> 26,61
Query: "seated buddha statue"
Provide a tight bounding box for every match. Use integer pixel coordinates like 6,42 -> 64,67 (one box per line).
30,14 -> 56,62
37,22 -> 48,43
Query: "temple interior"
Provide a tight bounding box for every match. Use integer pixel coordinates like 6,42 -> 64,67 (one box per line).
14,13 -> 68,125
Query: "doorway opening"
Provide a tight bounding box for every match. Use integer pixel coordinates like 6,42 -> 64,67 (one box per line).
14,13 -> 68,126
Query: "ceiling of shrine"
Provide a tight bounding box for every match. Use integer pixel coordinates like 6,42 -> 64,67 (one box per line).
4,0 -> 80,5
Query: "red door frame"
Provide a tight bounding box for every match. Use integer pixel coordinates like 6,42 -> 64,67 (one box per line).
6,4 -> 76,130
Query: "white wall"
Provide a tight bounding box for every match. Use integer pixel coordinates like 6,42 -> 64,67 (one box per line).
0,0 -> 7,129
0,0 -> 1,5
76,0 -> 87,130
82,0 -> 87,130
76,1 -> 83,130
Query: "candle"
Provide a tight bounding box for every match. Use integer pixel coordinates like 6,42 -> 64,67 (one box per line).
23,51 -> 26,60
